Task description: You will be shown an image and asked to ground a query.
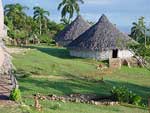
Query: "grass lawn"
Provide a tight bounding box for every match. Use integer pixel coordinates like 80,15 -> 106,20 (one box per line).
7,45 -> 150,113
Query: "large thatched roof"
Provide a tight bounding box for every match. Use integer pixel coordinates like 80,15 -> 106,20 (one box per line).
55,15 -> 91,46
68,14 -> 133,51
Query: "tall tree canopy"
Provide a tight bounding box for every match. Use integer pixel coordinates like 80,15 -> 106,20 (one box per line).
131,17 -> 147,46
33,6 -> 50,35
58,0 -> 84,24
4,3 -> 28,29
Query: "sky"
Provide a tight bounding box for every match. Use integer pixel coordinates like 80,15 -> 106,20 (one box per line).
2,0 -> 150,33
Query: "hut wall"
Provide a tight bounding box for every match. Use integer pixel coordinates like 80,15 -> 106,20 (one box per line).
69,49 -> 134,60
118,50 -> 134,58
69,50 -> 112,60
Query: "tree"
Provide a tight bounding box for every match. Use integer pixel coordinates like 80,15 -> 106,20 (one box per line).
4,3 -> 28,29
60,18 -> 71,26
131,17 -> 147,47
33,6 -> 50,35
4,4 -> 30,45
58,0 -> 84,24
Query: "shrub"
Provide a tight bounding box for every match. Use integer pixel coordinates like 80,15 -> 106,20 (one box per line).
39,34 -> 54,45
111,86 -> 142,106
9,88 -> 22,102
51,103 -> 61,110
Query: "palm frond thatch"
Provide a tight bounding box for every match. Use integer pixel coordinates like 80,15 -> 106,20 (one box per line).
68,14 -> 134,51
55,15 -> 91,46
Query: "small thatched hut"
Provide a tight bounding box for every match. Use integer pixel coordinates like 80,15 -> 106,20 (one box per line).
55,15 -> 91,46
68,14 -> 134,60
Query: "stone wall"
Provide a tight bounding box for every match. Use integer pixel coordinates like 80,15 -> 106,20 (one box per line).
0,47 -> 5,67
0,0 -> 12,75
69,49 -> 134,60
0,0 -> 4,38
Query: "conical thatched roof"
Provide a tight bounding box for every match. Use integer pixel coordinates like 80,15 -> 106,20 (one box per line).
55,15 -> 91,46
68,14 -> 133,51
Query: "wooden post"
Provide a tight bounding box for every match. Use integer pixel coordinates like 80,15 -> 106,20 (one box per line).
148,97 -> 150,113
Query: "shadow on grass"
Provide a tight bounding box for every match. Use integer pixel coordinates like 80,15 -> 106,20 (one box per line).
17,74 -> 150,104
22,45 -> 78,59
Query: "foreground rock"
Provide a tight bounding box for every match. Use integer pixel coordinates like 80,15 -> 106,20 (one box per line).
36,93 -> 119,106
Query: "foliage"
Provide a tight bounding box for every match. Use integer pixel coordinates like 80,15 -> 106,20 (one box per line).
129,44 -> 150,57
4,3 -> 28,29
48,21 -> 65,33
60,18 -> 71,26
9,88 -> 22,102
4,3 -> 29,45
131,16 -> 150,47
111,86 -> 142,106
39,34 -> 54,45
33,6 -> 50,35
4,3 -> 64,46
58,0 -> 84,24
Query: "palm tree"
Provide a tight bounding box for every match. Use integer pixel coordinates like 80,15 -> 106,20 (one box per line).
131,17 -> 147,46
4,3 -> 28,15
33,6 -> 50,35
58,0 -> 84,24
4,3 -> 28,29
60,17 -> 71,26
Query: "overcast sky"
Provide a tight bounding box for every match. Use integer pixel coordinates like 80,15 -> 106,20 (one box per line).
3,0 -> 150,33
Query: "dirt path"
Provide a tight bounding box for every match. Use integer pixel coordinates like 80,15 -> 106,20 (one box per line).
6,47 -> 30,54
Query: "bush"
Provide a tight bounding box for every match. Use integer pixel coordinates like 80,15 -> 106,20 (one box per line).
39,34 -> 54,45
9,88 -> 22,102
51,103 -> 61,110
111,86 -> 142,106
129,44 -> 150,57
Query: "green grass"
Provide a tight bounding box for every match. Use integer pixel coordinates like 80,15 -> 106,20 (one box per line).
8,45 -> 150,113
25,99 -> 148,113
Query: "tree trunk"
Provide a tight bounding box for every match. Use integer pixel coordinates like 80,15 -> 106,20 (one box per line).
144,29 -> 147,47
39,18 -> 42,35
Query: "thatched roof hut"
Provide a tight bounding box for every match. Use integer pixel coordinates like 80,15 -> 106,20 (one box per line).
68,14 -> 134,60
55,15 -> 91,46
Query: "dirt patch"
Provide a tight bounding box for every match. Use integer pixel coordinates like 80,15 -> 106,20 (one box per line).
6,47 -> 30,54
31,75 -> 69,80
0,100 -> 17,106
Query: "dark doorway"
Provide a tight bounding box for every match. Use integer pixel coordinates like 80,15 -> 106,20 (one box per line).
112,49 -> 118,58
